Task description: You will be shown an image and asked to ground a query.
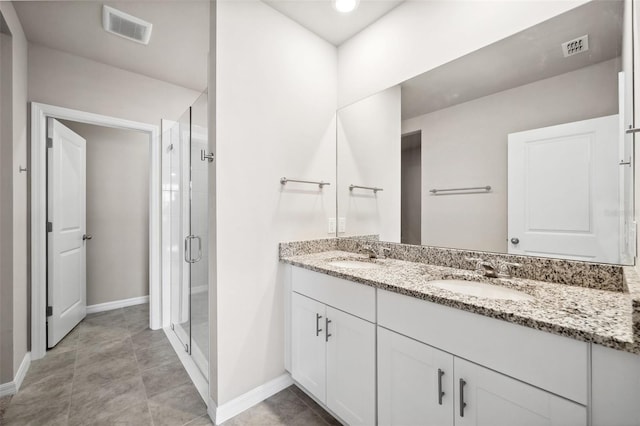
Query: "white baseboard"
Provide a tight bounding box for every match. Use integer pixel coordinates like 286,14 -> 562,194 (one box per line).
0,352 -> 31,397
0,381 -> 15,398
86,295 -> 149,314
212,373 -> 293,425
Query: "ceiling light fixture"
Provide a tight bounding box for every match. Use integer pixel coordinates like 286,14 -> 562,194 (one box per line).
334,0 -> 359,13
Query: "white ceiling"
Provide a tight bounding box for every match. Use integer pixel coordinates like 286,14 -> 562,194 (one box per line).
13,1 -> 210,92
401,0 -> 624,119
263,0 -> 405,46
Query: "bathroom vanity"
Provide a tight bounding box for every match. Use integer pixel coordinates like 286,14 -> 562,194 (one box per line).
280,238 -> 640,426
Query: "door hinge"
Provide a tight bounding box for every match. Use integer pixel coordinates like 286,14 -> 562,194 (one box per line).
47,137 -> 53,149
46,306 -> 53,317
47,222 -> 53,232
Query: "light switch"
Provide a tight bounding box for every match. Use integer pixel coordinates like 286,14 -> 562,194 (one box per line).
338,217 -> 346,233
328,218 -> 336,233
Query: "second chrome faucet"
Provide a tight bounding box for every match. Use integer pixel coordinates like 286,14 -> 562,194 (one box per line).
466,257 -> 521,278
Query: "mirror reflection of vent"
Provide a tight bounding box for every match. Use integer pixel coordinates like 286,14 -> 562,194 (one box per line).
102,5 -> 152,45
561,35 -> 589,58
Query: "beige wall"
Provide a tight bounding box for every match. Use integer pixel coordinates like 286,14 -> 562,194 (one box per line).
401,136 -> 421,245
402,58 -> 620,253
0,1 -> 28,384
28,43 -> 201,126
62,121 -> 150,306
0,28 -> 14,385
216,0 -> 337,405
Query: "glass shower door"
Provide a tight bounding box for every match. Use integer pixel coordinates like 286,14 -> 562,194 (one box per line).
188,92 -> 209,378
169,91 -> 209,380
170,107 -> 191,352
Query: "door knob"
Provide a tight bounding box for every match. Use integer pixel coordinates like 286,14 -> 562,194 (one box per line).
82,234 -> 93,241
510,237 -> 519,244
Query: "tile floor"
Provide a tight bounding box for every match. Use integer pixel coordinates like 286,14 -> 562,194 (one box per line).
0,304 -> 339,426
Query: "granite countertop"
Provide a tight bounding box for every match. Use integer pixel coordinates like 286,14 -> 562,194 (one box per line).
282,250 -> 638,354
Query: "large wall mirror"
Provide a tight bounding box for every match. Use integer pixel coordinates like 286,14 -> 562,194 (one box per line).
337,0 -> 635,265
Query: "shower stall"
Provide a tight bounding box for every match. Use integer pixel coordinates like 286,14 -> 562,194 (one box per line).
162,91 -> 210,389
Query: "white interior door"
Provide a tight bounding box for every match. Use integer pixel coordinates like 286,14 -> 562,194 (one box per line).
508,115 -> 619,264
47,118 -> 87,348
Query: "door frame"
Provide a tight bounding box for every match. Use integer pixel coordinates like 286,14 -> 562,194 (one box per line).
30,102 -> 161,360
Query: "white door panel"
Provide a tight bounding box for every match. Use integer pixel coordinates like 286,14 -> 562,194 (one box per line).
508,115 -> 619,263
47,118 -> 87,347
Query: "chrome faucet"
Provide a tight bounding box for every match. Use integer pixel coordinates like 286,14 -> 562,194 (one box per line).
466,258 -> 521,278
496,261 -> 522,278
361,245 -> 391,259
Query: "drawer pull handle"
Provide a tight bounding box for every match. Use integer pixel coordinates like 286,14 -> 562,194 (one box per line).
326,318 -> 332,342
438,369 -> 445,405
459,378 -> 467,417
315,313 -> 323,336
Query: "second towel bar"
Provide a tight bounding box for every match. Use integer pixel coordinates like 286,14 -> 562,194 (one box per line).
280,177 -> 330,188
430,186 -> 491,194
350,184 -> 383,193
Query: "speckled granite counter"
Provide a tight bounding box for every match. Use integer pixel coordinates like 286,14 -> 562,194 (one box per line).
280,241 -> 640,355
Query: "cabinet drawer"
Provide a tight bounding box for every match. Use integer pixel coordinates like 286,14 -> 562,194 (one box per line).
378,289 -> 588,405
292,266 -> 376,322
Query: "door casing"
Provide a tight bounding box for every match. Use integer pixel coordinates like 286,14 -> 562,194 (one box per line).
30,102 -> 160,360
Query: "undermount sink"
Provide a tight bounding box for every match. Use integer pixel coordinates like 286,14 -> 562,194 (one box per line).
327,260 -> 382,270
429,279 -> 534,301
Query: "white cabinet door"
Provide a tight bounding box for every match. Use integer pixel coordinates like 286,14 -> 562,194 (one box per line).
326,306 -> 376,426
291,292 -> 327,403
378,327 -> 454,426
454,358 -> 586,426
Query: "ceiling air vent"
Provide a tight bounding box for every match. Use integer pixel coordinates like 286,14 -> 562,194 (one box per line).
102,5 -> 152,45
561,35 -> 589,58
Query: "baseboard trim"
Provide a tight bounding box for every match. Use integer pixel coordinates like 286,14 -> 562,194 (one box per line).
86,295 -> 149,314
213,373 -> 293,425
0,352 -> 31,397
14,352 -> 31,391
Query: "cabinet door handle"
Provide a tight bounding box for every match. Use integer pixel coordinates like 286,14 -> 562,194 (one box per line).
316,314 -> 323,336
437,369 -> 445,405
459,378 -> 467,417
325,318 -> 332,342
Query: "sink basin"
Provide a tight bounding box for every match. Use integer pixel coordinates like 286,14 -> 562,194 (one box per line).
327,260 -> 382,270
429,279 -> 534,301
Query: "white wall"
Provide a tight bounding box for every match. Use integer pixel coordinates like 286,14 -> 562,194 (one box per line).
0,1 -> 28,384
402,58 -> 619,253
62,121 -> 150,306
28,43 -> 201,126
337,0 -> 589,107
337,86 -> 401,241
216,0 -> 337,404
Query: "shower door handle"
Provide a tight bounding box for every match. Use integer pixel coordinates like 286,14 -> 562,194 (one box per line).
184,235 -> 203,263
184,236 -> 193,263
192,236 -> 202,263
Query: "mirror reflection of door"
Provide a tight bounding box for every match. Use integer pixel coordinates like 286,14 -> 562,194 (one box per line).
401,131 -> 421,245
507,115 -> 619,264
